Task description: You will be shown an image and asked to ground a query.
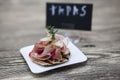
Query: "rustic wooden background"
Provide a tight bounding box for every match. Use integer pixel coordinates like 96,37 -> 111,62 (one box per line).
0,0 -> 120,80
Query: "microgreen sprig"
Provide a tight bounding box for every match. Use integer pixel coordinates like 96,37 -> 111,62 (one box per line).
46,25 -> 58,40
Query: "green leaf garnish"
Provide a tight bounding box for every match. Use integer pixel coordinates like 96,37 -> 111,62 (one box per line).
46,25 -> 58,40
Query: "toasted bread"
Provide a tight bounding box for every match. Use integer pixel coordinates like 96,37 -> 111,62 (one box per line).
31,53 -> 70,66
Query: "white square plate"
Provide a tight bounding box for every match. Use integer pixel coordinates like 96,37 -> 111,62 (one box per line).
20,41 -> 87,74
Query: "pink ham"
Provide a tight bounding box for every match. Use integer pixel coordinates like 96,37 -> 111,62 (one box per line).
61,43 -> 66,52
29,44 -> 54,61
32,42 -> 44,55
52,48 -> 62,61
30,52 -> 51,61
29,36 -> 69,62
51,49 -> 56,58
42,44 -> 54,55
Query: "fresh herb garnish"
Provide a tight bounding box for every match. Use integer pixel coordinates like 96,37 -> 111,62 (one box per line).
46,25 -> 58,40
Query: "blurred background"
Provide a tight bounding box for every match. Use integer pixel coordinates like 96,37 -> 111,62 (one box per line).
0,0 -> 120,49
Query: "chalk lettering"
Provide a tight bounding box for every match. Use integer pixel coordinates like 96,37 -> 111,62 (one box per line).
58,6 -> 64,15
66,5 -> 71,16
50,5 -> 56,16
73,5 -> 79,16
49,5 -> 87,17
80,5 -> 87,17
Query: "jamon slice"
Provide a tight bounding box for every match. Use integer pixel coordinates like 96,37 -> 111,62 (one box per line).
30,52 -> 51,61
29,35 -> 70,66
29,44 -> 54,61
52,48 -> 63,62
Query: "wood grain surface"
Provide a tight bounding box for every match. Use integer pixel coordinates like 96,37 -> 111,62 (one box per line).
0,0 -> 120,80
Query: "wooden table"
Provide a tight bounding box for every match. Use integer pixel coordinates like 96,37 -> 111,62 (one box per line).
0,0 -> 120,80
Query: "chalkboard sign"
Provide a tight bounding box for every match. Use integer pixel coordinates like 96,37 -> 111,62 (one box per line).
46,3 -> 93,31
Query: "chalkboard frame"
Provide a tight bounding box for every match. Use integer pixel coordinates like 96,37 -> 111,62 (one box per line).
46,2 -> 93,31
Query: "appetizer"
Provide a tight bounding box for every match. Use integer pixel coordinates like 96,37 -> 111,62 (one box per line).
29,26 -> 70,66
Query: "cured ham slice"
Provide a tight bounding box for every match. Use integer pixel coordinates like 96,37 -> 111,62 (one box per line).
53,48 -> 63,61
29,34 -> 70,66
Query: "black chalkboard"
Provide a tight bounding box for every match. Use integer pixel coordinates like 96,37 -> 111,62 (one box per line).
46,3 -> 93,31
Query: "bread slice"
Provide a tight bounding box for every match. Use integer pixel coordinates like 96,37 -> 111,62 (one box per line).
31,53 -> 70,66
